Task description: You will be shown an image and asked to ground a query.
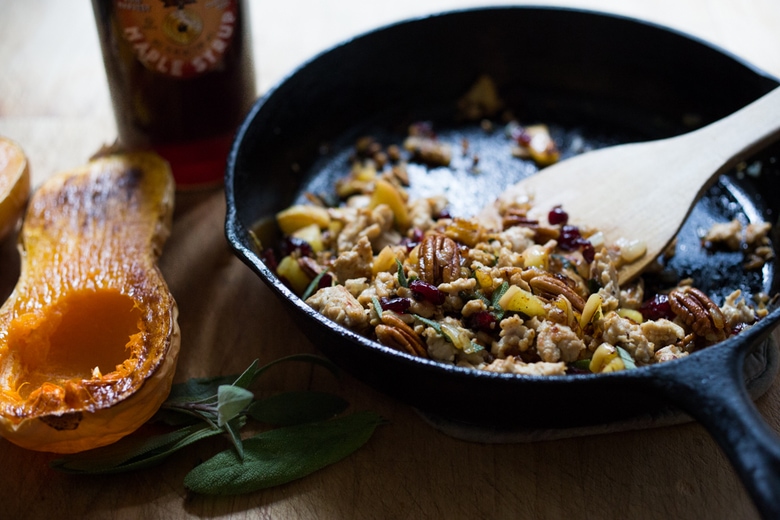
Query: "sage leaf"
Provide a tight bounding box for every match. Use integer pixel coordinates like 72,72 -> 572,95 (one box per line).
474,290 -> 492,307
223,418 -> 245,460
217,385 -> 254,427
235,354 -> 341,390
153,407 -> 201,427
158,355 -> 341,427
155,401 -> 220,427
572,358 -> 592,372
247,391 -> 349,426
229,358 -> 262,389
413,314 -> 443,335
302,268 -> 331,301
491,281 -> 509,320
371,296 -> 383,319
616,346 -> 638,370
154,373 -> 231,426
184,411 -> 385,495
396,258 -> 408,288
464,342 -> 484,354
491,281 -> 509,307
50,422 -> 221,475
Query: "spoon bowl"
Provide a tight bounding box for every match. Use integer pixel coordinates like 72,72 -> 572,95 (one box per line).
482,87 -> 780,284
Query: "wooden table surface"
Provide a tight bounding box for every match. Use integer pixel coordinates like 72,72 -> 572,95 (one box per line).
2,1 -> 780,518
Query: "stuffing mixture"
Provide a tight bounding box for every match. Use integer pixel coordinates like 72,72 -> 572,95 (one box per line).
258,78 -> 775,376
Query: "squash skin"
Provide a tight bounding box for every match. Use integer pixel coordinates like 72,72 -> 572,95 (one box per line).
0,151 -> 180,453
0,137 -> 31,242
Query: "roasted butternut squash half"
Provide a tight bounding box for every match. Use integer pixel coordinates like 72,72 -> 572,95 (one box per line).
0,151 -> 179,453
0,137 -> 31,241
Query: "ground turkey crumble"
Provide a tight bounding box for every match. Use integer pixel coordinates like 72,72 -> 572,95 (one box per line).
269,123 -> 773,376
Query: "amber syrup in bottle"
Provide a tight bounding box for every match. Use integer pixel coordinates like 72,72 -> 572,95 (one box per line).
92,0 -> 256,188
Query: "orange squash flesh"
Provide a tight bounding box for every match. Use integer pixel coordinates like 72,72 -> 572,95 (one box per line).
0,137 -> 31,241
0,151 -> 180,453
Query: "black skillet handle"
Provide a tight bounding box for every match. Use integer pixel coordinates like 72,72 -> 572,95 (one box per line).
647,339 -> 780,519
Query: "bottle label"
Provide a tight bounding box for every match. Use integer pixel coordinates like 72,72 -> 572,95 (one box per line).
114,0 -> 238,79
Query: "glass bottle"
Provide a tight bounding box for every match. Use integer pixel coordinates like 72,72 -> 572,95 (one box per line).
92,0 -> 256,188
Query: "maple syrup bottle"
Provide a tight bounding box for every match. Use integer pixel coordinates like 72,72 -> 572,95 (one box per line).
92,0 -> 256,188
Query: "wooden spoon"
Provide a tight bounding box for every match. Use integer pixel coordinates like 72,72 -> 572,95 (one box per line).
483,86 -> 780,285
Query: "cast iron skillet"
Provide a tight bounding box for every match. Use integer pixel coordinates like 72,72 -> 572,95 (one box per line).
224,7 -> 780,517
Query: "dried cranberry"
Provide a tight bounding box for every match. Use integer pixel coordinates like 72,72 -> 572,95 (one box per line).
401,228 -> 424,251
581,243 -> 595,263
468,311 -> 497,332
409,279 -> 446,305
567,365 -> 592,375
260,248 -> 278,271
548,205 -> 569,225
317,272 -> 333,290
558,225 -> 583,250
435,209 -> 453,220
640,294 -> 675,321
731,322 -> 749,336
558,224 -> 595,262
282,236 -> 313,257
380,297 -> 411,314
511,126 -> 532,146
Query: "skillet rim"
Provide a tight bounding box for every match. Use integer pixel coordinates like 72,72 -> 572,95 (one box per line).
224,5 -> 780,394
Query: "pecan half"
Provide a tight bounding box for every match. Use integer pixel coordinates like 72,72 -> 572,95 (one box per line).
668,287 -> 726,342
502,209 -> 538,230
418,234 -> 461,285
528,274 -> 586,312
375,313 -> 427,357
501,209 -> 559,243
298,256 -> 324,278
403,136 -> 452,167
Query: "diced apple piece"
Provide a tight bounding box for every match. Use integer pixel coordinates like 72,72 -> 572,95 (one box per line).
276,204 -> 330,235
277,255 -> 311,295
370,179 -> 410,229
373,246 -> 396,275
474,268 -> 493,291
579,293 -> 603,328
617,308 -> 644,323
292,223 -> 324,252
589,343 -> 626,373
439,322 -> 474,352
497,285 -> 546,317
511,124 -> 560,166
521,244 -> 549,270
445,217 -> 482,248
615,237 -> 647,264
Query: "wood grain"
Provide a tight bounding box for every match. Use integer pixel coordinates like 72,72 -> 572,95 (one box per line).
1,1 -> 779,519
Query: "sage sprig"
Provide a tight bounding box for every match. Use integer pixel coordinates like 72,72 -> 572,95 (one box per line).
51,355 -> 385,495
184,411 -> 385,495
